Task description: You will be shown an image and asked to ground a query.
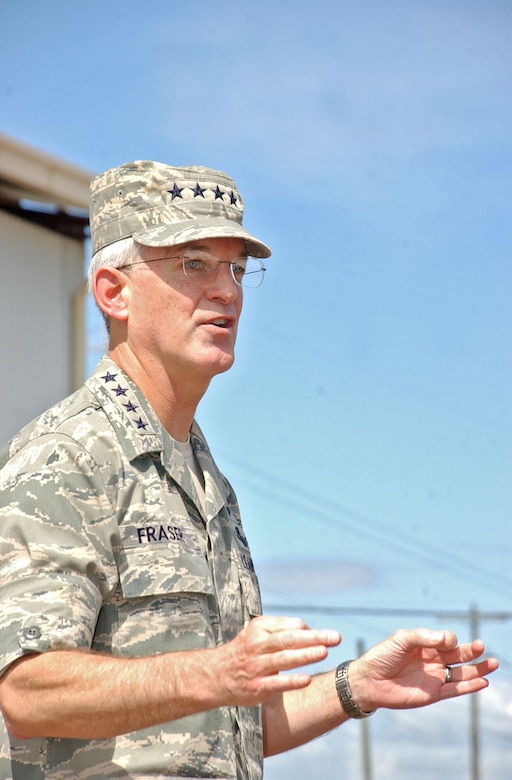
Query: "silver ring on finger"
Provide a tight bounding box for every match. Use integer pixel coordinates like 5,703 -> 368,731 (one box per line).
444,666 -> 453,684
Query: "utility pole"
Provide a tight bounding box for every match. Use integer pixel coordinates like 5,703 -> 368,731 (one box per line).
469,605 -> 480,780
356,638 -> 373,780
433,604 -> 504,780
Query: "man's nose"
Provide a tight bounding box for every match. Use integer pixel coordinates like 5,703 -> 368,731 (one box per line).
206,262 -> 241,300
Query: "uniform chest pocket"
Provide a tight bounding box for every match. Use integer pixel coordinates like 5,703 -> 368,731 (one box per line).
118,527 -> 214,599
111,526 -> 216,655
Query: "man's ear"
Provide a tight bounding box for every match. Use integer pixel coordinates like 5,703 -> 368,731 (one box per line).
92,267 -> 130,323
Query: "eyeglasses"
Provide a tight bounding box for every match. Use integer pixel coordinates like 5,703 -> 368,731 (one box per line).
121,253 -> 266,288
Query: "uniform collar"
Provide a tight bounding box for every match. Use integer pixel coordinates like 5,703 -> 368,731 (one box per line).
86,357 -> 227,517
86,356 -> 163,461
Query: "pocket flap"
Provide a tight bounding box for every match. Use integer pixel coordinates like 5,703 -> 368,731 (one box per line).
118,523 -> 213,599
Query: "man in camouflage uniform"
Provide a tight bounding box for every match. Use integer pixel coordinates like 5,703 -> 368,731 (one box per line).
0,161 -> 498,779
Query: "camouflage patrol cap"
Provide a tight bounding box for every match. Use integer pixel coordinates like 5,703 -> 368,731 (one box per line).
89,160 -> 271,258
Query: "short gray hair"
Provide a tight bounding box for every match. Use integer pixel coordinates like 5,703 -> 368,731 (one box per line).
87,237 -> 140,332
87,237 -> 139,293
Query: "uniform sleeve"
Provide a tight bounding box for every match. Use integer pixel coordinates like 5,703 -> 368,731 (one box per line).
0,433 -> 120,675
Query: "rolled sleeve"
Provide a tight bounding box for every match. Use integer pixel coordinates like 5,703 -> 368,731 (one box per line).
0,434 -> 119,675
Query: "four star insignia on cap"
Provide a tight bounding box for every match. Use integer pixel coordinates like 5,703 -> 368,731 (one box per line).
166,182 -> 240,207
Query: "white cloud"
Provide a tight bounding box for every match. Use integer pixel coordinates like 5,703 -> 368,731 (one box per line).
257,557 -> 378,597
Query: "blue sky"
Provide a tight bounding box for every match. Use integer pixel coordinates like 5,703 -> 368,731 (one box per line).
1,1 -> 511,776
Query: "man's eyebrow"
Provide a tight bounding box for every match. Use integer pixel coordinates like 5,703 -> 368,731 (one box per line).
187,246 -> 248,258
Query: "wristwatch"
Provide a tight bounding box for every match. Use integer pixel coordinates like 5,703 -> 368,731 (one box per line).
335,660 -> 376,719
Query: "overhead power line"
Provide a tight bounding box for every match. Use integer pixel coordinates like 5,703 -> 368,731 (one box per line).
263,604 -> 512,622
218,450 -> 512,598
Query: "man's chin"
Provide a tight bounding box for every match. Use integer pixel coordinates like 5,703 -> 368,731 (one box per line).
215,353 -> 236,375
197,347 -> 235,378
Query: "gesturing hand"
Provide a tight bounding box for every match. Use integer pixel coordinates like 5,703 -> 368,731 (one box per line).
214,615 -> 341,707
348,628 -> 499,712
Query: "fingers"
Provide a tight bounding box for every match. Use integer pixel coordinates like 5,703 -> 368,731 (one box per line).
438,652 -> 499,701
228,616 -> 341,698
444,657 -> 498,685
251,615 -> 310,633
439,674 -> 490,700
248,615 -> 341,654
441,638 -> 486,666
437,638 -> 499,700
258,622 -> 341,676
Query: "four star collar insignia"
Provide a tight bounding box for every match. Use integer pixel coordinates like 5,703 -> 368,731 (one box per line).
100,369 -> 154,434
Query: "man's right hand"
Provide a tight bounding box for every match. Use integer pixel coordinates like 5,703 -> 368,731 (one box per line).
212,615 -> 341,706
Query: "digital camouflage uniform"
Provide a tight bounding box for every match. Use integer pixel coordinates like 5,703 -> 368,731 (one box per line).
0,357 -> 263,780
